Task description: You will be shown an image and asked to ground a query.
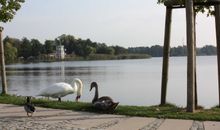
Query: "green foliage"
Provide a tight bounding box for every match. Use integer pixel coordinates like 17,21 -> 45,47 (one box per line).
87,54 -> 150,60
55,34 -> 76,54
0,0 -> 25,22
19,37 -> 32,59
158,0 -> 206,4
3,36 -> 21,48
112,45 -> 128,55
31,39 -> 43,57
158,0 -> 214,16
4,42 -> 17,63
128,45 -> 163,57
87,54 -> 116,60
96,43 -> 114,55
3,35 -> 217,63
199,45 -> 217,55
44,40 -> 55,54
170,46 -> 187,56
116,54 -> 151,59
158,0 -> 176,4
129,45 -> 217,57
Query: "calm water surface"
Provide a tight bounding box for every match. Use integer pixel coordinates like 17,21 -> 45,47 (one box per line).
3,56 -> 219,108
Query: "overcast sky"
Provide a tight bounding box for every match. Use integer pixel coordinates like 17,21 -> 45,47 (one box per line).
1,0 -> 217,47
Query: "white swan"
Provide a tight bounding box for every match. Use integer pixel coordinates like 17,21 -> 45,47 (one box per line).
37,78 -> 83,102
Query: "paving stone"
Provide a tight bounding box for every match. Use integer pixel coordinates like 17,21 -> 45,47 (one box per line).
204,121 -> 220,130
107,117 -> 156,130
157,119 -> 193,130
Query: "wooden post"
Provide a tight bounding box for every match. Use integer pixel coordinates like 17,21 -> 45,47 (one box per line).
214,4 -> 220,107
161,7 -> 172,106
185,0 -> 196,112
194,57 -> 198,109
194,13 -> 198,109
0,27 -> 7,94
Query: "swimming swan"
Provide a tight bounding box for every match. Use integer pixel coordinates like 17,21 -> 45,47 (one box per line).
37,78 -> 83,102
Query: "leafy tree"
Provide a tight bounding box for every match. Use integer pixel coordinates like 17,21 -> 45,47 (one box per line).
0,0 -> 25,94
158,0 -> 214,16
4,36 -> 21,49
74,39 -> 93,57
0,0 -> 25,22
150,45 -> 163,57
128,46 -> 150,54
82,39 -> 96,57
20,37 -> 32,59
198,45 -> 216,55
4,42 -> 17,64
97,43 -> 115,55
82,46 -> 95,58
31,39 -> 43,57
112,45 -> 127,55
56,34 -> 76,54
44,40 -> 55,54
170,46 -> 187,56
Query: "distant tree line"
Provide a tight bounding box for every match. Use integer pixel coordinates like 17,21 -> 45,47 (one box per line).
3,34 -> 217,64
128,45 -> 217,57
3,34 -> 130,63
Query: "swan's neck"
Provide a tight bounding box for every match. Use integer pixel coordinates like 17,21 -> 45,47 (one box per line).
73,79 -> 83,96
92,86 -> 99,103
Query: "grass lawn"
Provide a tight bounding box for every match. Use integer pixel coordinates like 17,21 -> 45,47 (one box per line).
1,94 -> 220,121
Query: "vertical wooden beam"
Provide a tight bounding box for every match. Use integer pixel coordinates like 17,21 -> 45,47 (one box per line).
185,0 -> 195,112
161,7 -> 172,105
194,13 -> 198,109
214,4 -> 220,107
0,27 -> 7,94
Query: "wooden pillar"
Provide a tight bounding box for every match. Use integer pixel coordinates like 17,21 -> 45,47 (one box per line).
161,7 -> 172,105
194,13 -> 198,109
214,4 -> 220,107
185,0 -> 196,112
0,27 -> 7,94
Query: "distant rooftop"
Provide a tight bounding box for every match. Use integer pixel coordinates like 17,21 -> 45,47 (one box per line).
164,0 -> 220,7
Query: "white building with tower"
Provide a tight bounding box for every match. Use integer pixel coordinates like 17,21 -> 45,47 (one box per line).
56,45 -> 65,60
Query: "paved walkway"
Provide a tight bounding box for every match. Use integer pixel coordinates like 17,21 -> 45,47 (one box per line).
0,104 -> 220,130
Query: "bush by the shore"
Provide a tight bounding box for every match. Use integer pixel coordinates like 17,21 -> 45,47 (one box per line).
12,53 -> 151,64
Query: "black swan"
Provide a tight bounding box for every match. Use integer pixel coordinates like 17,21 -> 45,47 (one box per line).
90,82 -> 119,111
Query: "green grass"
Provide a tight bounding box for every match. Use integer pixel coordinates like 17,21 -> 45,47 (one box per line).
1,94 -> 220,121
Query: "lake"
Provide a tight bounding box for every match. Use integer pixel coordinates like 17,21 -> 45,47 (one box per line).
3,56 -> 219,108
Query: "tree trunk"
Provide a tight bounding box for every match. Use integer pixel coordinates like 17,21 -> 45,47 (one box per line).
161,7 -> 172,106
194,13 -> 198,109
0,27 -> 7,94
214,5 -> 220,107
185,0 -> 196,112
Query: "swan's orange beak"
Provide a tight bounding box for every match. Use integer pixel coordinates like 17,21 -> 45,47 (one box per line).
75,95 -> 81,102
